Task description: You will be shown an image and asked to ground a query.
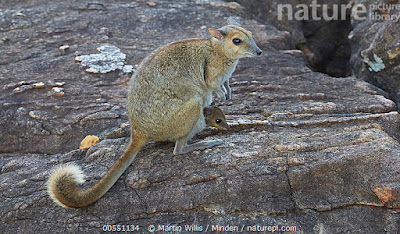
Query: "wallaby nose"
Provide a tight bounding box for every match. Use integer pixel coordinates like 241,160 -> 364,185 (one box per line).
257,49 -> 262,56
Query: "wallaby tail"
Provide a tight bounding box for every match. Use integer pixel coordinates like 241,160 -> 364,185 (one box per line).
47,133 -> 147,208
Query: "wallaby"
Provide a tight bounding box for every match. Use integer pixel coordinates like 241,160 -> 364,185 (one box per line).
204,105 -> 229,130
212,17 -> 262,101
47,17 -> 261,208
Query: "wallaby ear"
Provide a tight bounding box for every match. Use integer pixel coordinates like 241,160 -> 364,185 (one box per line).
203,107 -> 213,117
208,29 -> 224,41
227,16 -> 241,26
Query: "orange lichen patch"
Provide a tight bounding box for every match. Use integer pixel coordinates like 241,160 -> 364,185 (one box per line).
79,135 -> 100,150
223,2 -> 240,9
374,186 -> 393,203
373,186 -> 400,209
186,173 -> 220,185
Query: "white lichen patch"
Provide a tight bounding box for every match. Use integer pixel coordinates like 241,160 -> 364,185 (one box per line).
122,65 -> 134,73
363,53 -> 386,72
50,87 -> 65,96
75,45 -> 133,74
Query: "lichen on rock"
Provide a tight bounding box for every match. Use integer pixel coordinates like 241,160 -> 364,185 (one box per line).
75,45 -> 133,74
363,53 -> 386,72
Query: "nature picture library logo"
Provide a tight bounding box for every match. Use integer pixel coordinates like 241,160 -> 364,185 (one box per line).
278,0 -> 400,21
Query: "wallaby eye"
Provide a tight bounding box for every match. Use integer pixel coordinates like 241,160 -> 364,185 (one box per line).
232,38 -> 242,45
216,119 -> 222,124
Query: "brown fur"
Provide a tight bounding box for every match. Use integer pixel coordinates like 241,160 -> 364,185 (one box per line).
204,106 -> 229,130
47,17 -> 261,208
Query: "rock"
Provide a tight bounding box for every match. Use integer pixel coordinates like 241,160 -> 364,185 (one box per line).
146,1 -> 156,7
59,45 -> 70,54
233,0 -> 353,77
49,87 -> 65,97
349,0 -> 400,108
1,0 -> 400,233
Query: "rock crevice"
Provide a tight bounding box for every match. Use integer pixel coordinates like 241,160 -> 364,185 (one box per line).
1,0 -> 400,233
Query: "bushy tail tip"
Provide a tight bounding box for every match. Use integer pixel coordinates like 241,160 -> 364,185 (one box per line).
47,164 -> 85,208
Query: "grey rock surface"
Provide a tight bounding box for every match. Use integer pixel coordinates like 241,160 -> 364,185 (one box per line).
1,0 -> 400,233
349,0 -> 400,109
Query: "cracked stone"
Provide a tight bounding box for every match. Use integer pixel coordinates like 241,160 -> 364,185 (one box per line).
1,0 -> 400,233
